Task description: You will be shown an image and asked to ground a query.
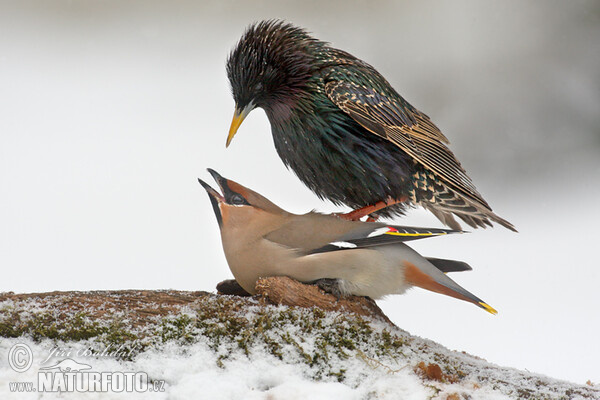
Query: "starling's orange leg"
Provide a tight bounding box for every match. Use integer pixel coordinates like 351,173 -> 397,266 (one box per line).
336,197 -> 407,221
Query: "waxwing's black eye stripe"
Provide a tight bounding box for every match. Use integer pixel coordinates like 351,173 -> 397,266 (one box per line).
219,179 -> 251,206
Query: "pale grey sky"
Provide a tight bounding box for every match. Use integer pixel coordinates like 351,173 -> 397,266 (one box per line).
1,0 -> 599,385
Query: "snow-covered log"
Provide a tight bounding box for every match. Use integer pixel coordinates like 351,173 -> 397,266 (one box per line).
0,282 -> 597,399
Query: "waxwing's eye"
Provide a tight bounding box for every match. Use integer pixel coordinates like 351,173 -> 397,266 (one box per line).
231,194 -> 246,205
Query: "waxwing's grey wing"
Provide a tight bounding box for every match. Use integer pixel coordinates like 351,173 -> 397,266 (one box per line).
263,212 -> 365,251
263,212 -> 460,254
306,223 -> 460,255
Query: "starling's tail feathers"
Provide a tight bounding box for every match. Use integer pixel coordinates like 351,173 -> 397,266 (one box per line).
425,206 -> 462,231
411,169 -> 517,232
484,212 -> 517,232
422,200 -> 516,232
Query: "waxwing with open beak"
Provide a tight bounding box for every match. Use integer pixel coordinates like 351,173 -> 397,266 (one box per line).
198,169 -> 496,314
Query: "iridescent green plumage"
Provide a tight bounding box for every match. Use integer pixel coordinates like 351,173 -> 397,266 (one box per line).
226,20 -> 515,231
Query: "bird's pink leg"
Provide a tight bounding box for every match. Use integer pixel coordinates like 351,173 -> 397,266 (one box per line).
336,197 -> 407,221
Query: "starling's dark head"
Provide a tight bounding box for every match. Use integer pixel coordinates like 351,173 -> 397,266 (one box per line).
226,20 -> 322,146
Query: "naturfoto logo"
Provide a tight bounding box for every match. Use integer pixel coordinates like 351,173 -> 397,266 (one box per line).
7,343 -> 166,394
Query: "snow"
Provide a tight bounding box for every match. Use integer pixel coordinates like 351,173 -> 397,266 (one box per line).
0,335 -> 446,400
1,298 -> 596,399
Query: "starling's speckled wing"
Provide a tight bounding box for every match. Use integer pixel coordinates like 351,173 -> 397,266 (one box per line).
325,80 -> 489,209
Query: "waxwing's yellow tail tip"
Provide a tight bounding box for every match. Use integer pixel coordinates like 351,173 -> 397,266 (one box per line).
479,302 -> 498,315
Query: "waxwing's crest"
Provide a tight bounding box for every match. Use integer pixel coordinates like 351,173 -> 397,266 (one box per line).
205,168 -> 287,214
225,179 -> 286,214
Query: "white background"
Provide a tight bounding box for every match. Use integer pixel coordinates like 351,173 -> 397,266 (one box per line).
1,0 -> 598,385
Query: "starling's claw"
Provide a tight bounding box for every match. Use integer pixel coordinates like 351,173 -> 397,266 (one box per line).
366,215 -> 379,223
335,197 -> 407,221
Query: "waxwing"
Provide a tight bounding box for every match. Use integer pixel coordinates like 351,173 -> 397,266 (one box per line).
199,169 -> 496,314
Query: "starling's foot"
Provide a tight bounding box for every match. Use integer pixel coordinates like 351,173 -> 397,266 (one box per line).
335,197 -> 407,221
310,278 -> 346,300
366,214 -> 380,222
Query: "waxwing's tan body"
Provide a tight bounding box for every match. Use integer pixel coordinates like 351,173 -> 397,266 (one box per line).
200,169 -> 496,314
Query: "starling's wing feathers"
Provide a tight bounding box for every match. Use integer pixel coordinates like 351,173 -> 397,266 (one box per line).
397,131 -> 486,204
325,79 -> 517,231
326,80 -> 449,142
306,225 -> 460,255
325,80 -> 488,209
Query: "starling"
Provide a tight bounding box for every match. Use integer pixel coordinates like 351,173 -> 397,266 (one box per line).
226,20 -> 515,231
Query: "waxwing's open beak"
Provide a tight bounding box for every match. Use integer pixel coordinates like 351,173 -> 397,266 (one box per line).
200,168 -> 242,203
226,103 -> 253,148
198,175 -> 225,228
206,168 -> 228,193
198,178 -> 224,203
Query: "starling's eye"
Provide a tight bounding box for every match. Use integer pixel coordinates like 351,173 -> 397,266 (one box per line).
230,194 -> 246,205
254,82 -> 263,92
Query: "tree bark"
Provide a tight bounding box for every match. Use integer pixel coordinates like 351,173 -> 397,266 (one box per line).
217,276 -> 393,325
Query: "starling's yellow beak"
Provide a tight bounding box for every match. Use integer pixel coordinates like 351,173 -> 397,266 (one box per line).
226,104 -> 253,148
